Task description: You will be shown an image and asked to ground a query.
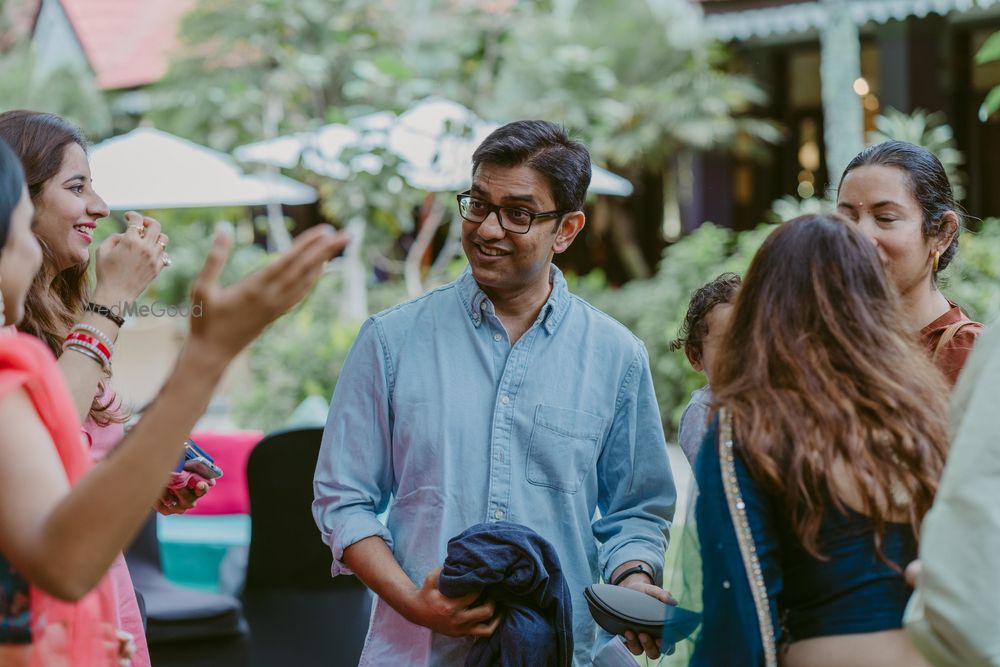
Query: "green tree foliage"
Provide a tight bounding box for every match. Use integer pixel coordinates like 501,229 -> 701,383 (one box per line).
147,0 -> 398,149
580,223 -> 772,433
147,0 -> 529,149
0,9 -> 111,138
766,107 -> 970,222
231,273 -> 408,430
870,108 -> 966,201
975,30 -> 1000,122
149,0 -> 778,281
487,0 -> 780,169
481,0 -> 780,276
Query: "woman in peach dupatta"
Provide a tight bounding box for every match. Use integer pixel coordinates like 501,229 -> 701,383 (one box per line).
0,335 -> 122,666
0,137 -> 348,666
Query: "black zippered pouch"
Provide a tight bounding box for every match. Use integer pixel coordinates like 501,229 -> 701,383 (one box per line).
584,583 -> 701,642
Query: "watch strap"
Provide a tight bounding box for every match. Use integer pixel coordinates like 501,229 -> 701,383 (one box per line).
611,564 -> 653,586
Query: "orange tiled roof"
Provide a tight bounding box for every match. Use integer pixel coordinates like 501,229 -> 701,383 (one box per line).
56,0 -> 195,90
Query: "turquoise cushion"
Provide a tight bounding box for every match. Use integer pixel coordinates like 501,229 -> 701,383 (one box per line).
158,514 -> 251,592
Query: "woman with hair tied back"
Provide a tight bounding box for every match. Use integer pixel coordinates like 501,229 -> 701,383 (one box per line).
683,214 -> 948,667
0,136 -> 347,666
837,141 -> 983,385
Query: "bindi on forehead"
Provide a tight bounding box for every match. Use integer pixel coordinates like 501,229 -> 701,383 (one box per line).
839,199 -> 905,211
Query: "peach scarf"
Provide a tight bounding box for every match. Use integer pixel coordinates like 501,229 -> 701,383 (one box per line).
0,331 -> 118,667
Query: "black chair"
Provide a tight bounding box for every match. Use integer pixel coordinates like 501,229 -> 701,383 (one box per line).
241,427 -> 373,667
125,513 -> 250,667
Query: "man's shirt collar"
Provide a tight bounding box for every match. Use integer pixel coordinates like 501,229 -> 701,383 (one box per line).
457,265 -> 570,336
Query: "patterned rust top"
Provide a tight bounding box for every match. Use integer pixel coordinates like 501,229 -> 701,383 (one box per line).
919,302 -> 984,386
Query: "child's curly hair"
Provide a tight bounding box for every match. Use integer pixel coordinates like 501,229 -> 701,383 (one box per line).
670,273 -> 742,363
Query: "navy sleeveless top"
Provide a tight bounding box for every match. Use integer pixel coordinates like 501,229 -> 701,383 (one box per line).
778,504 -> 916,641
691,416 -> 917,667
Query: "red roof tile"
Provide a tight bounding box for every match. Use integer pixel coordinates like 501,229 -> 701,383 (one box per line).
57,0 -> 195,90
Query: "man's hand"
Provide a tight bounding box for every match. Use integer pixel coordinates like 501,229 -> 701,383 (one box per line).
618,572 -> 678,660
403,566 -> 501,638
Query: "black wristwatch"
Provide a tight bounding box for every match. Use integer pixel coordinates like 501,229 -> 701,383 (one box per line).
611,564 -> 654,586
84,301 -> 125,328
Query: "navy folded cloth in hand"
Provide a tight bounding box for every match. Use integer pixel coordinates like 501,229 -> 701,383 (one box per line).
438,521 -> 573,667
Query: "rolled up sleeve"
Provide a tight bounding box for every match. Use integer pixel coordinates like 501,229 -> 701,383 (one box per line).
593,343 -> 675,585
312,318 -> 396,577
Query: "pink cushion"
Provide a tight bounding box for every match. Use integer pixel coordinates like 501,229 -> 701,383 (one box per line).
185,430 -> 263,515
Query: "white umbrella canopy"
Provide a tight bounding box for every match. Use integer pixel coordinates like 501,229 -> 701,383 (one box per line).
89,127 -> 318,210
234,98 -> 635,197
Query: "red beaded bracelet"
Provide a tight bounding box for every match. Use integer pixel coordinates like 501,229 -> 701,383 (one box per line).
64,331 -> 113,362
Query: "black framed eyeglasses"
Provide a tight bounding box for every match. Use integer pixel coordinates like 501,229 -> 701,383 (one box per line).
456,191 -> 567,234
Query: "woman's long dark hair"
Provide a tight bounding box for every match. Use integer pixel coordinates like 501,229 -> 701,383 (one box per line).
712,214 -> 950,561
0,138 -> 25,250
0,110 -> 120,424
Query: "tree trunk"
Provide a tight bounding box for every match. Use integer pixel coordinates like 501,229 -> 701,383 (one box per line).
820,0 -> 864,187
404,194 -> 446,297
263,93 -> 293,252
339,219 -> 368,322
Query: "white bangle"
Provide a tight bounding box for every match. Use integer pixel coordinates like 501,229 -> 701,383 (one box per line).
63,338 -> 110,369
71,323 -> 116,352
63,342 -> 108,369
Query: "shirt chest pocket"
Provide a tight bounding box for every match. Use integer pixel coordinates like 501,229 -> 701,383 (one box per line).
525,405 -> 606,494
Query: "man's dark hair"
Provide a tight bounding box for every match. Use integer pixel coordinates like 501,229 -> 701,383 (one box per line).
471,120 -> 591,212
670,272 -> 742,362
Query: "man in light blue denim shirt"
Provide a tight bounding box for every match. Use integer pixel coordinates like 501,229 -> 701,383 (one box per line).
313,121 -> 676,666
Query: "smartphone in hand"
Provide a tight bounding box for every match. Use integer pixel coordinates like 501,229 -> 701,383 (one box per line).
181,439 -> 223,479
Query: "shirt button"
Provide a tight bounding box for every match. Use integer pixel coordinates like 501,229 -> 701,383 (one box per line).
494,510 -> 504,520
722,580 -> 731,589
500,395 -> 510,405
493,333 -> 502,342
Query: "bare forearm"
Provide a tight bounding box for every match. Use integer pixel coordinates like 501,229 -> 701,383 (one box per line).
40,340 -> 227,594
343,536 -> 418,619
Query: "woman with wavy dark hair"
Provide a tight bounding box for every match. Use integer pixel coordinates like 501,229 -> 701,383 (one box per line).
837,141 -> 983,385
0,111 -> 167,423
676,214 -> 948,667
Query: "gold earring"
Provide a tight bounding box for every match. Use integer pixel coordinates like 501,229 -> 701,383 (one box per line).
933,251 -> 940,274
